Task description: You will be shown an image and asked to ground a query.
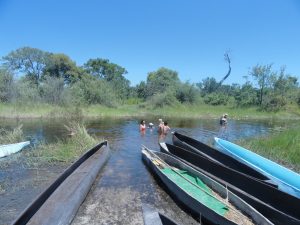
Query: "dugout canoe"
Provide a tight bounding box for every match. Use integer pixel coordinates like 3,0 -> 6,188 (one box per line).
160,142 -> 300,225
142,204 -> 181,225
214,137 -> 300,198
142,147 -> 273,225
12,140 -> 110,225
0,141 -> 30,158
172,132 -> 272,182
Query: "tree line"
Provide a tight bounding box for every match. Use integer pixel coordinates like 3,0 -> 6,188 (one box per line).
0,47 -> 299,111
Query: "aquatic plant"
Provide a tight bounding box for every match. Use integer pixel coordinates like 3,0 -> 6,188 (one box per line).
238,126 -> 300,173
27,123 -> 101,164
0,125 -> 24,145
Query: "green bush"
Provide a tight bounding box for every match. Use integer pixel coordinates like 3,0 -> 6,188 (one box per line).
40,77 -> 65,104
261,95 -> 287,112
148,90 -> 179,108
297,91 -> 300,106
13,79 -> 41,103
175,83 -> 199,104
203,93 -> 229,105
125,97 -> 142,105
0,68 -> 14,102
69,77 -> 119,107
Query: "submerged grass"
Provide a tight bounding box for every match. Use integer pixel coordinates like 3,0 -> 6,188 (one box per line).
25,123 -> 100,165
238,126 -> 300,173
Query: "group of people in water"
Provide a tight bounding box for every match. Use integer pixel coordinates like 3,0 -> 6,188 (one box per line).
139,118 -> 170,135
139,114 -> 227,137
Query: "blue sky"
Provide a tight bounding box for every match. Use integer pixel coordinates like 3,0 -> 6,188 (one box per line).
0,0 -> 299,86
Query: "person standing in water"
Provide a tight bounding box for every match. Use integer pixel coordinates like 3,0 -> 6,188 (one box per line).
158,121 -> 171,142
219,114 -> 228,139
220,114 -> 228,126
162,121 -> 170,134
158,118 -> 164,134
140,120 -> 146,131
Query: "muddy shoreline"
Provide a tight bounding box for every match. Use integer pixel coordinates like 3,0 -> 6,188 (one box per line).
0,154 -> 66,225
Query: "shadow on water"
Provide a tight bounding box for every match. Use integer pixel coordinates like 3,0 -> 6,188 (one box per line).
0,117 -> 293,225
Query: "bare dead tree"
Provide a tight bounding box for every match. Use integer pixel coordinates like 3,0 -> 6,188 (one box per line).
216,52 -> 231,89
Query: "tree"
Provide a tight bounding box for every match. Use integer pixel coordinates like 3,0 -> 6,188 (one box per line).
84,58 -> 125,80
197,77 -> 219,96
83,58 -> 130,99
135,81 -> 147,99
2,47 -> 51,86
40,77 -> 65,104
14,77 -> 40,103
0,67 -> 14,102
250,64 -> 274,106
43,54 -> 81,84
234,81 -> 258,106
217,52 -> 232,88
69,75 -> 118,107
175,82 -> 199,103
146,67 -> 180,97
273,67 -> 298,99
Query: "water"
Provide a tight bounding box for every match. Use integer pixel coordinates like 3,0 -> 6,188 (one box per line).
0,117 -> 289,225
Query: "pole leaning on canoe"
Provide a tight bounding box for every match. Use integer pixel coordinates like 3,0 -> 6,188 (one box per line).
11,140 -> 110,225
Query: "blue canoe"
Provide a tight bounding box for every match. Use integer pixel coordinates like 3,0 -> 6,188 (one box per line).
214,137 -> 300,198
0,141 -> 30,158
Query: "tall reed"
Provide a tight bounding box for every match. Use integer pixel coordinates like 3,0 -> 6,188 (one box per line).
238,126 -> 300,172
0,125 -> 24,144
27,123 -> 101,165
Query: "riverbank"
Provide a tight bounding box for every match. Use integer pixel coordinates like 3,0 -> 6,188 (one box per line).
1,103 -> 300,120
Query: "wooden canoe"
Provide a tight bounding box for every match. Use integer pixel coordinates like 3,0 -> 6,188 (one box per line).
160,142 -> 300,225
214,137 -> 300,198
12,140 -> 110,225
0,141 -> 30,158
172,132 -> 272,182
142,146 -> 273,225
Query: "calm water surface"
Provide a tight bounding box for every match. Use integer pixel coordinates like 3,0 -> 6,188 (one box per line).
0,117 -> 289,225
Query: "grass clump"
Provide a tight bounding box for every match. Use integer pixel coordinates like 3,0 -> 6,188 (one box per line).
238,126 -> 300,173
0,125 -> 24,145
27,123 -> 100,165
